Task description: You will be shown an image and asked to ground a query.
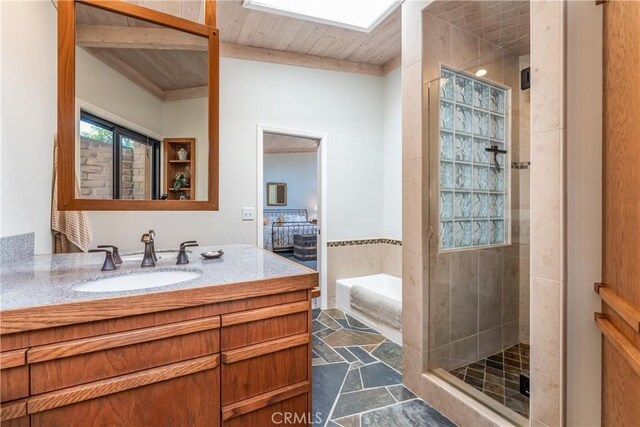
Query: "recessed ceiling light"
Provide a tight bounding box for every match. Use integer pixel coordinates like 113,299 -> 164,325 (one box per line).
243,0 -> 403,33
476,69 -> 488,77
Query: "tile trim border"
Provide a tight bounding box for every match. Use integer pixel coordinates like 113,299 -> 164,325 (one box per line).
327,239 -> 403,247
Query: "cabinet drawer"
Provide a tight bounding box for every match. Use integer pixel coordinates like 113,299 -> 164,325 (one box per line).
221,334 -> 309,406
0,350 -> 28,403
221,301 -> 308,351
223,392 -> 309,427
0,399 -> 27,426
29,355 -> 220,427
28,317 -> 220,394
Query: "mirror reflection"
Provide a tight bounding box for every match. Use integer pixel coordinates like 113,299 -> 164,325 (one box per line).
75,3 -> 209,201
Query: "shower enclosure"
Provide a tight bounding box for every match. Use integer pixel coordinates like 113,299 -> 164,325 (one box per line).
423,6 -> 531,424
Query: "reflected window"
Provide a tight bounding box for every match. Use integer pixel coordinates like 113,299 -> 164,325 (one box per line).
79,111 -> 160,200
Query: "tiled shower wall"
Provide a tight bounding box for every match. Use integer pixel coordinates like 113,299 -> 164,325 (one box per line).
424,11 -> 529,371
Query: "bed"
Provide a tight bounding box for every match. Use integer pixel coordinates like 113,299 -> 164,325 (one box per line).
263,209 -> 318,251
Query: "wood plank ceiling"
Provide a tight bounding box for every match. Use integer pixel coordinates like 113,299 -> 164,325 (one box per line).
264,133 -> 318,154
126,0 -> 402,75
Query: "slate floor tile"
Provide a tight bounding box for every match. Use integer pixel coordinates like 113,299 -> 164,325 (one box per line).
360,362 -> 402,388
324,308 -> 346,320
313,320 -> 328,333
371,340 -> 402,372
331,388 -> 396,419
335,347 -> 357,363
324,329 -> 385,347
361,399 -> 456,427
387,385 -> 417,402
312,308 -> 321,320
316,328 -> 337,340
342,369 -> 363,393
313,335 -> 345,363
334,414 -> 360,427
319,311 -> 343,330
313,362 -> 349,425
346,346 -> 377,364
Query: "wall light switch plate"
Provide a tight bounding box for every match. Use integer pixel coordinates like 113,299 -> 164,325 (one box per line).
242,207 -> 255,221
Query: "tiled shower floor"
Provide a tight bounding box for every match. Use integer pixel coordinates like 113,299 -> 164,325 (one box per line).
448,343 -> 530,418
312,308 -> 456,427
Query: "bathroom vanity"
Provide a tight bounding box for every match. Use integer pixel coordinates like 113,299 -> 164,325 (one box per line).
0,245 -> 317,426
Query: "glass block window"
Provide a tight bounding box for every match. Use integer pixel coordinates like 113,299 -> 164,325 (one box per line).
439,67 -> 508,250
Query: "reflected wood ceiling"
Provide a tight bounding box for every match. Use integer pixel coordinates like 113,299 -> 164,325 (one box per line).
264,133 -> 318,154
425,0 -> 530,56
76,2 -> 208,101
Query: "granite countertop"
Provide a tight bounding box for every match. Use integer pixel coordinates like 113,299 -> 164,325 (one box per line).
0,244 -> 314,312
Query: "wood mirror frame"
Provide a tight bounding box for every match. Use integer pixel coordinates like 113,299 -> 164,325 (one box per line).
58,0 -> 219,210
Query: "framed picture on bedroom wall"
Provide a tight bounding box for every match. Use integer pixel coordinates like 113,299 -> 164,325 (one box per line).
267,182 -> 287,206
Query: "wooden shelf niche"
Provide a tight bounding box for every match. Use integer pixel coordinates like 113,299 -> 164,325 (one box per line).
164,138 -> 196,200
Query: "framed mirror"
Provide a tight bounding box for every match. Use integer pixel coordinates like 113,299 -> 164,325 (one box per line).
266,182 -> 287,206
58,0 -> 219,210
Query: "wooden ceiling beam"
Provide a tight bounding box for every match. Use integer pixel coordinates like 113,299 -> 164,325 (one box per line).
76,25 -> 208,51
219,42 -> 383,76
163,85 -> 209,101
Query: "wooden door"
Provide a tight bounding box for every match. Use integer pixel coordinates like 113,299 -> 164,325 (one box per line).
600,0 -> 640,425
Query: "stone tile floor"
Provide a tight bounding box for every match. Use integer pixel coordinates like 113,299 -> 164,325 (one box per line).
448,343 -> 530,418
312,308 -> 456,427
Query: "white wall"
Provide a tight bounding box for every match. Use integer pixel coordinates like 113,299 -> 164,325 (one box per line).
0,1 -> 402,254
263,152 -> 318,218
162,98 -> 209,200
76,48 -> 164,135
567,1 -> 602,425
382,68 -> 402,240
0,0 -> 57,253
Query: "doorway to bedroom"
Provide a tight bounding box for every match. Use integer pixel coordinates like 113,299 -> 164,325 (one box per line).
262,131 -> 319,269
257,124 -> 327,307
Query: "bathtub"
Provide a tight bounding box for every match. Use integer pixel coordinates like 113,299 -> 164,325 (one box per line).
336,274 -> 402,344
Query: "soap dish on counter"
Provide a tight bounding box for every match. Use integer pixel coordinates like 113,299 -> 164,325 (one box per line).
201,250 -> 224,260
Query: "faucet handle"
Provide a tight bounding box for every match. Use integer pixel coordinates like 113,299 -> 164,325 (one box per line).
177,242 -> 199,265
148,230 -> 155,240
89,249 -> 117,272
97,245 -> 122,264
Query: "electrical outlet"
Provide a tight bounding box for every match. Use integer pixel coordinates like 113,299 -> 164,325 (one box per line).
242,207 -> 255,221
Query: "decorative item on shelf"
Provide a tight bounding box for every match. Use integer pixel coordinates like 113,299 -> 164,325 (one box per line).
173,172 -> 187,191
177,147 -> 188,161
183,166 -> 191,188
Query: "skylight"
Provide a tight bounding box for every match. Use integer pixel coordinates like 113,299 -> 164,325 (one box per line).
243,0 -> 402,33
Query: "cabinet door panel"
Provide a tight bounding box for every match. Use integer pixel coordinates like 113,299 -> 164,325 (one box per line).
30,329 -> 218,394
1,350 -> 28,403
223,393 -> 309,427
31,367 -> 219,427
222,344 -> 308,406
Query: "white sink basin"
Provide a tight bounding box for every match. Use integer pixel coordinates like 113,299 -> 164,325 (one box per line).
73,271 -> 200,293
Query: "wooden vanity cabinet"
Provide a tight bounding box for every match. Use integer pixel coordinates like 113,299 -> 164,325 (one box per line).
0,288 -> 314,427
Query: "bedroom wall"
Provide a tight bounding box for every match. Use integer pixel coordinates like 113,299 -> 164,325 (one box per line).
263,152 -> 318,218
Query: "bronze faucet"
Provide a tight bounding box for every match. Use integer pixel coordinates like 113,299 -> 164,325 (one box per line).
141,234 -> 156,267
177,241 -> 198,265
148,230 -> 157,262
89,248 -> 118,272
